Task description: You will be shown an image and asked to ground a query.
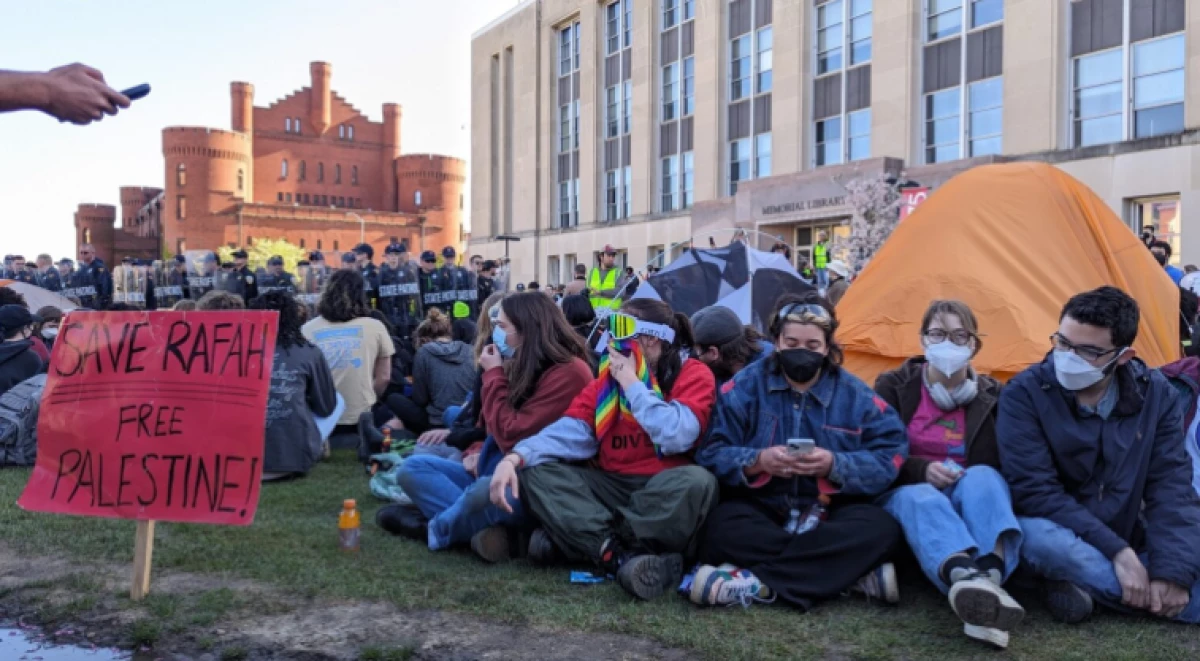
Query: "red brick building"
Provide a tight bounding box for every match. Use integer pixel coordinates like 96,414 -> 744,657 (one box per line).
76,62 -> 466,265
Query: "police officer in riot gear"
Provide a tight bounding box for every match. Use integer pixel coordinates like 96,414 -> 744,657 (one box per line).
152,255 -> 188,309
418,250 -> 446,315
9,256 -> 35,285
438,246 -> 477,320
74,244 -> 111,309
227,249 -> 258,302
33,255 -> 62,292
378,242 -> 422,341
113,256 -> 152,308
187,252 -> 220,299
353,243 -> 380,309
258,255 -> 297,295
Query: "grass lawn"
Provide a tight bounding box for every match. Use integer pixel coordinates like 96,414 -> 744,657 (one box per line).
0,450 -> 1197,661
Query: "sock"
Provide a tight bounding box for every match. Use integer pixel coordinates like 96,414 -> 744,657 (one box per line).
939,553 -> 978,585
976,553 -> 1005,585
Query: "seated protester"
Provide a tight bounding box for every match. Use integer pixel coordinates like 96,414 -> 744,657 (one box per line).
874,300 -> 1023,648
383,293 -> 593,561
376,308 -> 475,435
0,305 -> 44,394
1159,356 -> 1200,497
1179,286 -> 1199,358
249,291 -> 338,480
302,270 -> 395,437
690,306 -> 773,386
195,290 -> 245,311
369,310 -> 411,397
35,306 -> 63,351
489,299 -> 718,600
172,299 -> 198,312
998,286 -> 1200,624
452,317 -> 478,345
0,289 -> 50,367
692,293 -> 905,610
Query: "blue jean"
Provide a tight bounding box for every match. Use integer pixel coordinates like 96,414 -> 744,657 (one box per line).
882,465 -> 1022,594
816,268 -> 829,290
1019,517 -> 1200,623
396,454 -> 523,551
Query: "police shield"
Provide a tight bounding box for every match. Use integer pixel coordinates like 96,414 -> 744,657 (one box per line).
153,260 -> 188,310
450,267 -> 478,321
379,261 -> 423,335
185,251 -> 220,300
295,264 -> 328,316
112,263 -> 150,309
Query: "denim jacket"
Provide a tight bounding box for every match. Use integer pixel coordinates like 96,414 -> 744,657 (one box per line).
696,356 -> 908,514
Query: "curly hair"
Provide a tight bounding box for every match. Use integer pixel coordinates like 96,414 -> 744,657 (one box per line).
196,290 -> 245,311
317,269 -> 371,322
249,291 -> 311,352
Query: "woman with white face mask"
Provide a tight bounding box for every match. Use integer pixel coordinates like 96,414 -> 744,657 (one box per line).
874,300 -> 1024,649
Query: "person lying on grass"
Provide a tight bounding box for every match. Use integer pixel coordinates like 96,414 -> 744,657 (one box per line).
690,292 -> 905,611
379,292 -> 592,563
489,298 -> 718,601
874,299 -> 1023,649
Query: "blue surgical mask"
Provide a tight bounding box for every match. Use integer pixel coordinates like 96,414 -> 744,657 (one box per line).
492,326 -> 515,358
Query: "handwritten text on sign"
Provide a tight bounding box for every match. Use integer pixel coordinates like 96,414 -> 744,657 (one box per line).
18,311 -> 277,525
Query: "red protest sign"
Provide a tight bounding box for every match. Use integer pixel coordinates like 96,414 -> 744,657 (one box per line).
18,311 -> 277,526
899,187 -> 929,222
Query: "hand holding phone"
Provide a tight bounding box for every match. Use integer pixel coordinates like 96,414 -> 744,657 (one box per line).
787,438 -> 816,457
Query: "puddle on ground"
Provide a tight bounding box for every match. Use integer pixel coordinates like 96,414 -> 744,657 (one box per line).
0,627 -> 135,661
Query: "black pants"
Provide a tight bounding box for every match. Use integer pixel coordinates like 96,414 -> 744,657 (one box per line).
698,500 -> 902,610
373,393 -> 433,434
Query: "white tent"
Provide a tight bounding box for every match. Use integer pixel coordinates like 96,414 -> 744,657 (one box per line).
0,281 -> 78,313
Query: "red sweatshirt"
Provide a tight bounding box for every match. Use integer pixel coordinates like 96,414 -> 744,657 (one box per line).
481,357 -> 594,452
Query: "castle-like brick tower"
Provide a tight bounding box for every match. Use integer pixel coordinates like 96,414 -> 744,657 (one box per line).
76,62 -> 466,265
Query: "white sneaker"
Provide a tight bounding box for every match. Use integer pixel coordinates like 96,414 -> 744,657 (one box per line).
963,623 -> 1009,649
852,562 -> 900,604
948,575 -> 1025,632
690,564 -> 774,607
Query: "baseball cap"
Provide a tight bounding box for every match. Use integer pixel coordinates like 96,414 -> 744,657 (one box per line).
691,306 -> 744,347
121,256 -> 133,263
442,246 -> 457,259
385,242 -> 408,255
308,251 -> 325,262
341,253 -> 357,264
602,244 -> 617,255
267,256 -> 284,266
352,243 -> 374,259
0,305 -> 40,335
420,250 -> 437,263
173,255 -> 186,264
221,262 -> 235,269
297,260 -> 311,268
232,249 -> 249,259
515,283 -> 526,292
58,258 -> 74,266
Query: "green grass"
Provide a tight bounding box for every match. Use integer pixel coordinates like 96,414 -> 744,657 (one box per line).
1,451 -> 1198,660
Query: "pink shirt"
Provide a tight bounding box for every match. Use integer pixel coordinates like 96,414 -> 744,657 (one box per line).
907,384 -> 967,468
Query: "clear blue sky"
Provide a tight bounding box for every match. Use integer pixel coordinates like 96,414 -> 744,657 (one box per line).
2,0 -> 518,260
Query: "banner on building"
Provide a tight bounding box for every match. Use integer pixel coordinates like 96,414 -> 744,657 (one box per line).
900,187 -> 930,222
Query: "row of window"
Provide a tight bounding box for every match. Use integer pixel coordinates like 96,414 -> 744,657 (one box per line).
927,0 -> 1002,43
1073,33 -> 1185,148
176,164 -> 246,193
282,117 -> 356,140
275,192 -> 362,208
280,160 -> 359,185
816,0 -> 872,75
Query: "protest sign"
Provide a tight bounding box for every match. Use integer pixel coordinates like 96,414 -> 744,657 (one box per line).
18,311 -> 277,526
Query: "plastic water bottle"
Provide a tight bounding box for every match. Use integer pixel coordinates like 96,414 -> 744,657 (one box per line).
338,499 -> 361,552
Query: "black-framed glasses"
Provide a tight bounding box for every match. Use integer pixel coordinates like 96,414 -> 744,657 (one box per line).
924,329 -> 973,346
1050,333 -> 1121,363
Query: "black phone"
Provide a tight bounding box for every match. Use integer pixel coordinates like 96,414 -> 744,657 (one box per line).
120,84 -> 151,102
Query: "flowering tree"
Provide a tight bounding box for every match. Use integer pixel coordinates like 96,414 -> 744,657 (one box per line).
218,238 -> 307,273
830,174 -> 904,276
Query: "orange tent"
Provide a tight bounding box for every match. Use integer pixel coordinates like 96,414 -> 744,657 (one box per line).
838,162 -> 1180,385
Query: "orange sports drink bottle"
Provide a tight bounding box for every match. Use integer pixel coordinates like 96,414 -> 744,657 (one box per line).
338,499 -> 361,552
382,427 -> 393,453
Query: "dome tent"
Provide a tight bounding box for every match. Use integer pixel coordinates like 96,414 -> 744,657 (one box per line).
836,162 -> 1180,385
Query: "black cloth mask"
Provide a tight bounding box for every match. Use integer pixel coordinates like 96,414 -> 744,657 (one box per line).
778,348 -> 825,384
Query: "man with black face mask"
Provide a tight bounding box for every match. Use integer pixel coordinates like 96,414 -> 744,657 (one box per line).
1150,241 -> 1184,285
690,293 -> 907,611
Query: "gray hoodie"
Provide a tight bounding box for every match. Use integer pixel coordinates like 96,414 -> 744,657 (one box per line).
411,340 -> 476,425
263,343 -> 337,475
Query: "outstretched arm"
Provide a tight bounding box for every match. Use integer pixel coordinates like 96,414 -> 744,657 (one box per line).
0,64 -> 130,124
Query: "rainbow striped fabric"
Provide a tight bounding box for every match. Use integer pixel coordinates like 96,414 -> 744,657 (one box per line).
595,338 -> 663,450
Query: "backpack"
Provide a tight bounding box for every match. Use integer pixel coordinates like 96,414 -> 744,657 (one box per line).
0,373 -> 47,467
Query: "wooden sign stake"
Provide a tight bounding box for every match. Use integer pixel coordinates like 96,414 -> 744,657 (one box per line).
130,520 -> 156,601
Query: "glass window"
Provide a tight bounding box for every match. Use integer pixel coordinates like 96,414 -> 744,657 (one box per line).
606,86 -> 619,138
622,166 -> 632,219
817,1 -> 844,75
284,117 -> 291,133
285,193 -> 292,203
662,62 -> 679,121
606,170 -> 619,220
1073,49 -> 1124,147
815,117 -> 843,166
969,77 -> 1003,156
294,118 -> 301,135
573,99 -> 581,148
927,0 -> 962,42
848,109 -> 871,161
682,57 -> 695,116
559,104 -> 572,152
622,80 -> 632,135
682,151 -> 694,208
623,0 -> 631,49
352,166 -> 358,186
684,0 -> 694,21
757,27 -> 773,93
415,190 -> 422,207
346,125 -> 352,140
755,133 -> 772,178
663,0 -> 677,30
729,138 -> 750,195
237,169 -> 244,192
339,125 -> 345,139
559,181 -> 572,228
177,196 -> 186,220
730,35 -> 751,101
335,164 -> 342,184
176,163 -> 186,187
281,159 -> 288,178
607,2 -> 621,54
559,26 -> 574,76
1133,34 -> 1185,139
850,0 -> 872,65
299,160 -> 306,181
970,0 -> 1003,28
574,22 -> 581,69
925,88 -> 961,163
318,162 -> 325,182
661,156 -> 678,211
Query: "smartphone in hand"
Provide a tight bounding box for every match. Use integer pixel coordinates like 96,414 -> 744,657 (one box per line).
787,438 -> 816,457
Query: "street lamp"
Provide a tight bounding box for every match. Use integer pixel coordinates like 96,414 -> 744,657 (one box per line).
496,235 -> 521,261
346,212 -> 365,244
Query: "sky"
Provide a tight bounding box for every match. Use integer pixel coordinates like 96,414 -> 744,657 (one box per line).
1,0 -> 519,260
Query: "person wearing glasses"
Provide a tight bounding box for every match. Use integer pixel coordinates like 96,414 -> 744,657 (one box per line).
690,293 -> 906,610
72,243 -> 111,309
874,301 -> 1022,648
998,286 -> 1200,625
487,299 -> 718,601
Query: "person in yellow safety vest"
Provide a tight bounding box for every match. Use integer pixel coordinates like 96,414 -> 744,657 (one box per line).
813,231 -> 830,291
588,244 -> 623,314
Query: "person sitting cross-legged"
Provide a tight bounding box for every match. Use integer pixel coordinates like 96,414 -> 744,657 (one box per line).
998,286 -> 1200,624
488,299 -> 718,601
691,293 -> 906,611
875,300 -> 1023,648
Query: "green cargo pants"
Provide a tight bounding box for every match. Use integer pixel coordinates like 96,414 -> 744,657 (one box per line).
521,462 -> 718,563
